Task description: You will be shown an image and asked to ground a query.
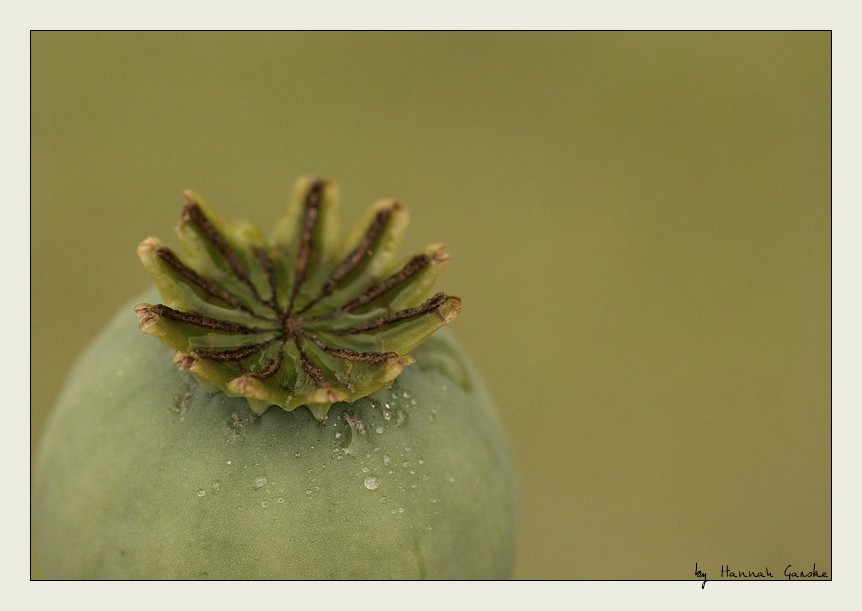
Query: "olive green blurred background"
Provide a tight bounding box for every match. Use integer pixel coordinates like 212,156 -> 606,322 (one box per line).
31,32 -> 830,580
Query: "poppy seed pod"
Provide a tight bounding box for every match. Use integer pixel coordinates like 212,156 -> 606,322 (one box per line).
33,178 -> 519,579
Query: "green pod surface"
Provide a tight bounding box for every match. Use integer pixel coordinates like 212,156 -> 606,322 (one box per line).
33,290 -> 519,579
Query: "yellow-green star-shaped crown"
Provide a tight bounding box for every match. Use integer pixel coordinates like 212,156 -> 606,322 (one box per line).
135,176 -> 460,421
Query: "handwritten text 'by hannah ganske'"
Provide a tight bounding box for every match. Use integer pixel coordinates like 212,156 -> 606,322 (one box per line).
694,563 -> 828,588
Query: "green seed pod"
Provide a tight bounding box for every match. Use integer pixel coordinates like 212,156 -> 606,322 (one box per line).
33,178 -> 519,579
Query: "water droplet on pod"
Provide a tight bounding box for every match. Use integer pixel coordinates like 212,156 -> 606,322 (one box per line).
254,476 -> 268,489
364,476 -> 380,490
395,410 -> 408,427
